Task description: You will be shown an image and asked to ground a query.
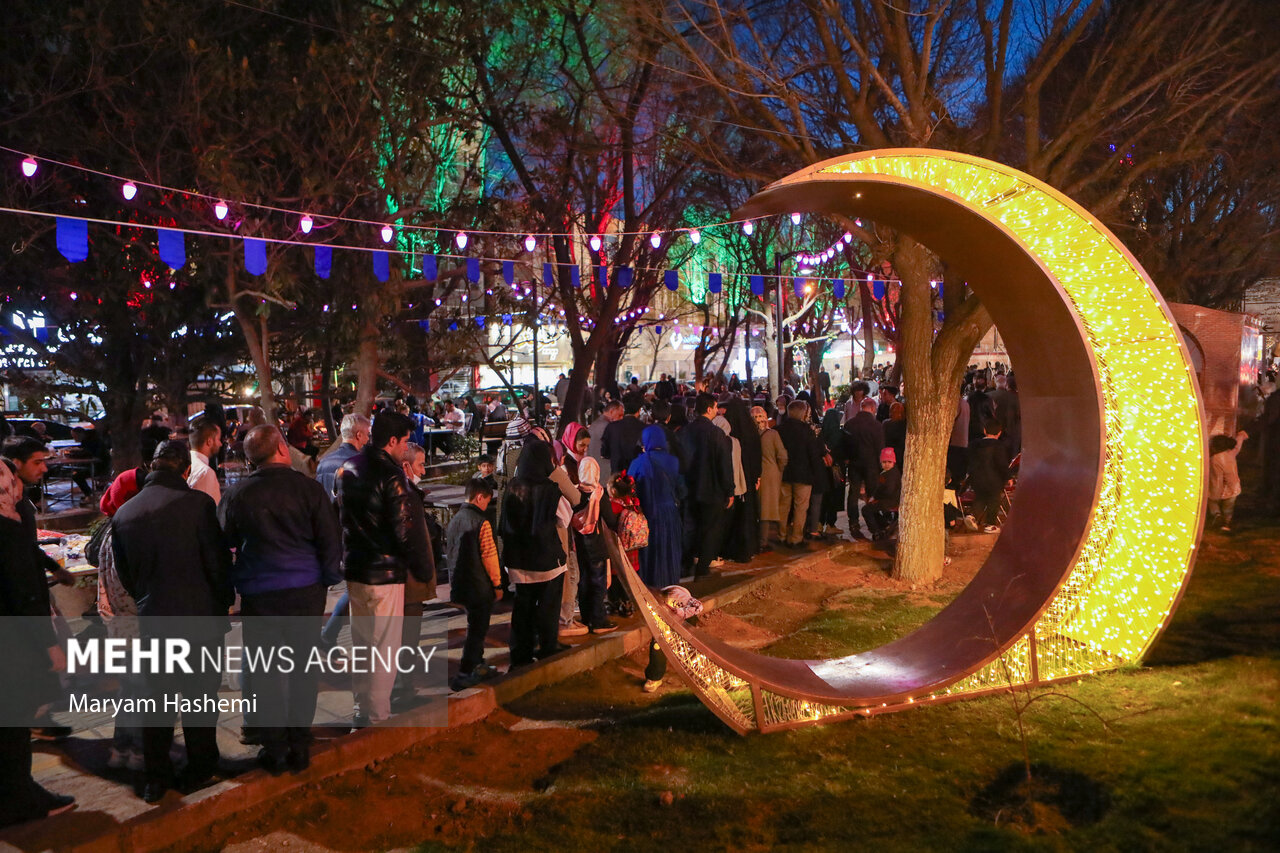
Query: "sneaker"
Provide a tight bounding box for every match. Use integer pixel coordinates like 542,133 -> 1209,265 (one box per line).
558,620 -> 589,637
983,525 -> 1000,534
589,620 -> 618,634
472,662 -> 501,681
643,679 -> 662,693
449,670 -> 483,692
963,515 -> 980,532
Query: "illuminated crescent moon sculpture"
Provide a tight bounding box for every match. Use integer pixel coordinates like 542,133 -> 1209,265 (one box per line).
614,150 -> 1206,733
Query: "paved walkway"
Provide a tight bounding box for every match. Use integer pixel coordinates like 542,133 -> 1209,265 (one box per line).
2,520 -> 853,853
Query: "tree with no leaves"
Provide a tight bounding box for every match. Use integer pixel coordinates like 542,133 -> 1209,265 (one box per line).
649,0 -> 1280,581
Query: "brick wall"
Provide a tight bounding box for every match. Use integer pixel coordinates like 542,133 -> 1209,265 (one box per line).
1168,303 -> 1258,437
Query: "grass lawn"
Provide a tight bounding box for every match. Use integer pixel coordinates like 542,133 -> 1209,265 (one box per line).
476,516 -> 1280,852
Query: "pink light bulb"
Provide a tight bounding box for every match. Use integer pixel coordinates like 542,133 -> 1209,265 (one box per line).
741,220 -> 754,236
382,225 -> 394,243
455,231 -> 468,249
524,235 -> 537,252
790,212 -> 801,225
122,181 -> 137,201
689,229 -> 701,244
21,157 -> 37,178
215,201 -> 228,220
589,235 -> 602,252
650,232 -> 662,249
300,214 -> 313,234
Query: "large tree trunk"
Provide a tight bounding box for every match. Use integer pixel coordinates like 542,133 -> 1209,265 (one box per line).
227,257 -> 276,422
102,346 -> 146,474
860,281 -> 876,376
892,236 -> 990,583
353,315 -> 380,417
594,339 -> 623,396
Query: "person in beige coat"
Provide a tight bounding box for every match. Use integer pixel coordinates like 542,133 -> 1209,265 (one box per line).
752,406 -> 787,551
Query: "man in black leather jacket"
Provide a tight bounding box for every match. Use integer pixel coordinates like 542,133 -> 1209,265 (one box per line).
336,411 -> 432,725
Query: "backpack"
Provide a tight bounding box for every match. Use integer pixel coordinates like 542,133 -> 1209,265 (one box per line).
616,502 -> 649,551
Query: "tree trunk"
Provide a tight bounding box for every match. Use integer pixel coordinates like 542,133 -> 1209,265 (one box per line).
859,282 -> 876,376
892,236 -> 990,583
594,338 -> 623,394
353,315 -> 380,417
227,257 -> 276,422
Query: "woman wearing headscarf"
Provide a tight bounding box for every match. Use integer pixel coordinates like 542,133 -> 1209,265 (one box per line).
753,406 -> 788,551
555,420 -> 593,637
721,399 -> 761,562
627,425 -> 685,588
499,440 -> 571,665
571,457 -> 619,633
558,421 -> 591,485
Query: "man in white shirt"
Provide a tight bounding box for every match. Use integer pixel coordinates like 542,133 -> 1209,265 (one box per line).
187,417 -> 223,503
441,399 -> 465,434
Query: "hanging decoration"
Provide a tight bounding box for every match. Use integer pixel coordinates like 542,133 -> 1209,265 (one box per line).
158,229 -> 185,270
244,238 -> 268,276
55,217 -> 88,263
373,250 -> 390,283
315,246 -> 332,280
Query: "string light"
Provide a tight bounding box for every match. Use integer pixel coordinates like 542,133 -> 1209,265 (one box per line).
300,214 -> 313,234
382,225 -> 395,243
649,231 -> 662,249
688,229 -> 701,244
790,212 -> 801,224
122,181 -> 137,201
524,234 -> 536,252
21,157 -> 37,177
454,230 -> 467,249
589,235 -> 602,252
741,220 -> 754,236
214,201 -> 228,220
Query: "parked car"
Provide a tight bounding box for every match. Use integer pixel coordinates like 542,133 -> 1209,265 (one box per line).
4,414 -> 75,441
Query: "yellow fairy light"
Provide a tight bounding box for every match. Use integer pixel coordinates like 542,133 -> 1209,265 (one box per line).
616,150 -> 1203,733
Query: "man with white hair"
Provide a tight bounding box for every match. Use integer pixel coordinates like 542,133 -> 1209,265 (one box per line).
315,414 -> 371,498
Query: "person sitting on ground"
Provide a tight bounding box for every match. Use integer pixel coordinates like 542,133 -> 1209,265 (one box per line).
448,478 -> 505,690
967,418 -> 1012,533
861,447 -> 902,540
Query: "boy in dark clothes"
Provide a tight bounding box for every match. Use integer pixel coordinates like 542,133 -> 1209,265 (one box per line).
861,447 -> 902,540
968,418 -> 1012,532
474,455 -> 499,529
446,479 -> 504,691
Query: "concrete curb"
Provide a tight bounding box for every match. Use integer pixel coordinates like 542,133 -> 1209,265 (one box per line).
10,541 -> 852,853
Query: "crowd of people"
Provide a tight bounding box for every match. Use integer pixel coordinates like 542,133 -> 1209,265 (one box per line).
18,353 -> 1279,827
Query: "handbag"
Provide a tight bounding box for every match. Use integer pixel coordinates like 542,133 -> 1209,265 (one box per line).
84,516 -> 110,567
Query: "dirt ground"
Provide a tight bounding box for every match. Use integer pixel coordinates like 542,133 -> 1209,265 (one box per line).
176,536 -> 998,852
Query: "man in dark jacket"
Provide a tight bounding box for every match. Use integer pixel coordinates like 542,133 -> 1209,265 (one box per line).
843,398 -> 885,540
0,459 -> 75,827
336,411 -> 432,725
602,395 -> 646,475
967,418 -> 1013,530
111,441 -> 233,803
680,393 -> 735,577
776,400 -> 828,546
219,426 -> 342,773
